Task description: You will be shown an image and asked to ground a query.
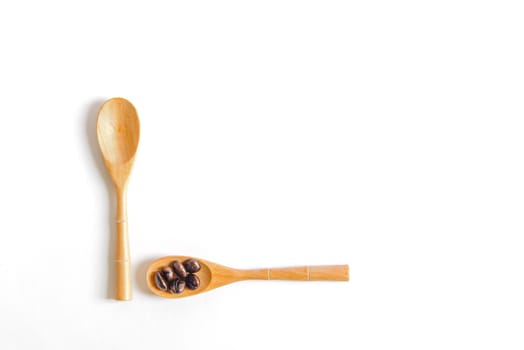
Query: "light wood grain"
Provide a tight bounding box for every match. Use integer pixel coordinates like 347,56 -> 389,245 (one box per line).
97,98 -> 140,301
147,256 -> 349,299
239,265 -> 349,281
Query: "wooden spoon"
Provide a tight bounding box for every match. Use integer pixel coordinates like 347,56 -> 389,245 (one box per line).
147,256 -> 349,299
97,98 -> 140,301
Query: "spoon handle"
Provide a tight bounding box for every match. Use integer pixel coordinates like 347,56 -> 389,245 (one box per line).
238,265 -> 349,281
115,188 -> 131,300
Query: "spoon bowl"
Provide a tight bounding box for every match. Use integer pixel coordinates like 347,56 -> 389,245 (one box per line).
97,97 -> 140,301
97,98 -> 140,187
147,256 -> 349,299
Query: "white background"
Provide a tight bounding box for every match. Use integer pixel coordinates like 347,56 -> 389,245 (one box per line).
0,1 -> 523,349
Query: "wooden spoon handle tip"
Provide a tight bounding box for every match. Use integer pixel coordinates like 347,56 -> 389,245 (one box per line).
115,260 -> 131,300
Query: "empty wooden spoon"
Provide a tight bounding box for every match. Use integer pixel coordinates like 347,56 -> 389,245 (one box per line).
147,256 -> 349,299
97,98 -> 140,301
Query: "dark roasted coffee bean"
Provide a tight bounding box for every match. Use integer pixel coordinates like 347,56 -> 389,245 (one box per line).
169,278 -> 186,294
186,273 -> 200,290
154,271 -> 168,291
175,279 -> 185,294
183,259 -> 201,273
172,260 -> 188,279
162,266 -> 176,282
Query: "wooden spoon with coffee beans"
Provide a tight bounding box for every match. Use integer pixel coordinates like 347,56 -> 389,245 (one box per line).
147,256 -> 349,299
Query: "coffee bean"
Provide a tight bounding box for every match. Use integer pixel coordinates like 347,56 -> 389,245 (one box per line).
186,273 -> 200,290
161,266 -> 176,282
183,259 -> 201,273
169,278 -> 186,294
154,271 -> 168,291
172,260 -> 188,279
